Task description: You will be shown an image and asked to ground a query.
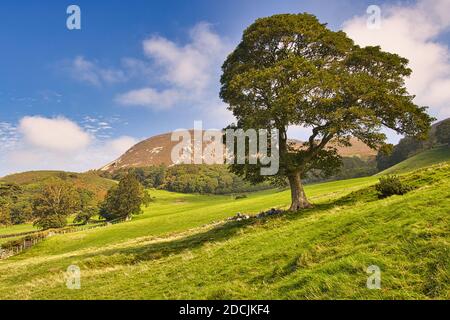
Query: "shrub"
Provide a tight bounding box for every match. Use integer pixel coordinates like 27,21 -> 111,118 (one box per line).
235,194 -> 248,200
375,175 -> 412,198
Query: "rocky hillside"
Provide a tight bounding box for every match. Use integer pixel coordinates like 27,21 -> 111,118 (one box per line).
101,130 -> 377,173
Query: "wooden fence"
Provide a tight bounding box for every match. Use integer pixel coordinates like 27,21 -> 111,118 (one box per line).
0,217 -> 128,260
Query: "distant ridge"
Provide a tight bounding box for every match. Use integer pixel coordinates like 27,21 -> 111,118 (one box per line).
100,130 -> 377,173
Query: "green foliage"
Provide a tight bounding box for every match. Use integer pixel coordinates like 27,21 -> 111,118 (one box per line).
103,165 -> 272,195
73,190 -> 98,225
0,171 -> 115,225
376,118 -> 450,172
305,156 -> 377,183
0,199 -> 11,227
376,137 -> 425,171
32,179 -> 81,230
435,119 -> 450,146
10,202 -> 33,225
73,207 -> 99,225
220,13 -> 433,209
375,175 -> 412,199
100,173 -> 149,221
0,183 -> 25,226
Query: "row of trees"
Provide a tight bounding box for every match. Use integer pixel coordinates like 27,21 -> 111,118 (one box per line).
0,173 -> 150,230
100,164 -> 273,194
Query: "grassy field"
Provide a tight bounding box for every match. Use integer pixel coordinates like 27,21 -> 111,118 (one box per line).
0,162 -> 448,300
0,223 -> 37,236
379,146 -> 450,175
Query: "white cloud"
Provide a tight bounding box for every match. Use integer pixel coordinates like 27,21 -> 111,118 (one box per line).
0,116 -> 138,177
19,116 -> 91,152
116,88 -> 181,109
68,56 -> 127,86
343,0 -> 450,120
103,136 -> 137,155
143,22 -> 226,92
116,22 -> 233,117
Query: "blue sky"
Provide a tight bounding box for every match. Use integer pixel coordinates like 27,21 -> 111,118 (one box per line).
0,0 -> 449,175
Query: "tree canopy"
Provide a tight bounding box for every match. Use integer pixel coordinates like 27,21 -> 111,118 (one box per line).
32,179 -> 80,230
220,13 -> 434,211
100,173 -> 150,221
436,119 -> 450,146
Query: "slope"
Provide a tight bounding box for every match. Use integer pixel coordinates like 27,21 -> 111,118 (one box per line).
0,163 -> 448,299
379,146 -> 450,175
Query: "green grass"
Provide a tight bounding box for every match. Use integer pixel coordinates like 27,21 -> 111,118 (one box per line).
379,146 -> 450,175
0,224 -> 37,236
0,163 -> 448,300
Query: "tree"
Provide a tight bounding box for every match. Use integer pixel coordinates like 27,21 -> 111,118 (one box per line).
73,190 -> 98,225
100,173 -> 150,221
0,198 -> 11,227
32,179 -> 80,230
74,206 -> 98,225
436,119 -> 450,146
220,14 -> 434,211
10,202 -> 33,225
0,183 -> 23,226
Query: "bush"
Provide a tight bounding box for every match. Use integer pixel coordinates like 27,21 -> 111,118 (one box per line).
375,175 -> 412,198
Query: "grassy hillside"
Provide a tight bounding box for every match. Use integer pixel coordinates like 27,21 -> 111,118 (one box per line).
0,163 -> 448,299
379,146 -> 450,175
1,170 -> 115,201
0,171 -> 116,235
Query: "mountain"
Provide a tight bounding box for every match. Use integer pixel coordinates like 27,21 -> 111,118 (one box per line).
100,130 -> 377,173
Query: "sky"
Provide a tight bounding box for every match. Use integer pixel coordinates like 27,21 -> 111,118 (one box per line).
0,0 -> 449,176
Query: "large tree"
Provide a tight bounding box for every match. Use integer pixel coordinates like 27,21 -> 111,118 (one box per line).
220,14 -> 434,211
32,179 -> 80,230
100,173 -> 150,221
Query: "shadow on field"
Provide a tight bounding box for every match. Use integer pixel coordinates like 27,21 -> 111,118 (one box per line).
78,218 -> 258,267
78,186 -> 378,268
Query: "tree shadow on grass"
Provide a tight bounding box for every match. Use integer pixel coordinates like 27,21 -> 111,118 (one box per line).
76,185 -> 380,268
77,218 -> 258,267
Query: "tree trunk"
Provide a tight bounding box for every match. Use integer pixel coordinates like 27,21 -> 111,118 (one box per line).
288,172 -> 312,211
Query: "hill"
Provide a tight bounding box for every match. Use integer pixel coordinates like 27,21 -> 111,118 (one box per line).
378,146 -> 450,175
376,118 -> 450,172
100,131 -> 377,173
1,171 -> 115,202
0,162 -> 448,299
